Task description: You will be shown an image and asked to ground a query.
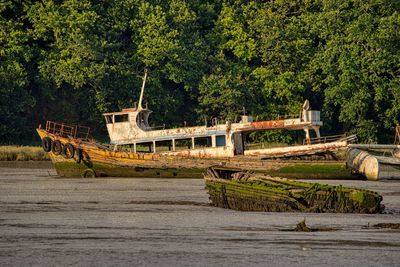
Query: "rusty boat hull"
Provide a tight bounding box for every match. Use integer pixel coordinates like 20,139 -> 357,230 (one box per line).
37,128 -> 357,179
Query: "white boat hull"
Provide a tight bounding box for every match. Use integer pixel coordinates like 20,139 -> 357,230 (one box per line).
347,148 -> 400,180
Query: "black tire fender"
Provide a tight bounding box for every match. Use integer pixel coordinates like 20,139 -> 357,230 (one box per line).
52,140 -> 63,155
81,150 -> 93,168
42,137 -> 52,152
63,143 -> 75,159
75,147 -> 82,163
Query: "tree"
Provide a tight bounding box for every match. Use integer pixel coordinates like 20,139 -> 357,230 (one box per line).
0,1 -> 35,143
309,0 -> 400,142
0,0 -> 399,144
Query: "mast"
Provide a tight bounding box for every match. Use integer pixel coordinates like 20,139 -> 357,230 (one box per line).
138,69 -> 148,110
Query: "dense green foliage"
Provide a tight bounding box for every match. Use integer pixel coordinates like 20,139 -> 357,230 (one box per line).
0,0 -> 399,144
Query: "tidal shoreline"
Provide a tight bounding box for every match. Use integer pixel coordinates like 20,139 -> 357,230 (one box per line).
0,162 -> 399,266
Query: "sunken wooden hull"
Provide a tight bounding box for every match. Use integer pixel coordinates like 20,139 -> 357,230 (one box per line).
37,129 -> 357,179
204,168 -> 383,213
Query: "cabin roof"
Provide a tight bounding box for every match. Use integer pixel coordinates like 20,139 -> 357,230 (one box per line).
102,111 -> 133,116
103,107 -> 152,116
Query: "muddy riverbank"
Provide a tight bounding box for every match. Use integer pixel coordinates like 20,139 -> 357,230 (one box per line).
0,162 -> 399,266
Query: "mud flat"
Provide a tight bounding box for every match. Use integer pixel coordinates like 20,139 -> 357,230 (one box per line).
0,162 -> 399,266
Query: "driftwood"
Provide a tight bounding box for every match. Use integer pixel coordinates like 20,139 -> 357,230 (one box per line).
204,167 -> 383,213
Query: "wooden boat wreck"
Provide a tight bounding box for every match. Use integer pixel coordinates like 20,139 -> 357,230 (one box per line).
204,167 -> 383,213
36,71 -> 357,178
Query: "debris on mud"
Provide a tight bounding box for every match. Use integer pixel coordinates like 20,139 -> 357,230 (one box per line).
295,219 -> 311,232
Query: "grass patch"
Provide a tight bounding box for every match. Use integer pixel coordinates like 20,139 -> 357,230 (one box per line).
268,163 -> 357,179
0,146 -> 50,161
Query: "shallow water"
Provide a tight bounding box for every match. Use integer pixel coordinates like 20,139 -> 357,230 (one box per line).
0,162 -> 399,266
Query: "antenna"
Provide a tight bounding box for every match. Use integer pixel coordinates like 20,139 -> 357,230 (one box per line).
138,69 -> 148,110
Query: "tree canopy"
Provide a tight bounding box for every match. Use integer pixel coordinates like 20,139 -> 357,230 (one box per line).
0,0 -> 399,144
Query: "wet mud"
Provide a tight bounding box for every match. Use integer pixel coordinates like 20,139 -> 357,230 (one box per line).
0,162 -> 399,266
373,223 -> 400,230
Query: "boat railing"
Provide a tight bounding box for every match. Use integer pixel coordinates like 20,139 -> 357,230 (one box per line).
245,135 -> 357,150
303,134 -> 357,145
245,142 -> 291,150
45,121 -> 90,139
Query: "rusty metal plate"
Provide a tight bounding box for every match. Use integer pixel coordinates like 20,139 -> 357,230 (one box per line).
250,120 -> 285,129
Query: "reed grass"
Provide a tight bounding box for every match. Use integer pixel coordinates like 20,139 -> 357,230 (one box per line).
0,146 -> 50,161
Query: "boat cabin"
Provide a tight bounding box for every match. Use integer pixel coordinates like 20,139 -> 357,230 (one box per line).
102,72 -> 323,157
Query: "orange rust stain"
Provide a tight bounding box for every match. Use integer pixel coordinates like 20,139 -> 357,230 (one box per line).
122,108 -> 137,112
250,120 -> 285,129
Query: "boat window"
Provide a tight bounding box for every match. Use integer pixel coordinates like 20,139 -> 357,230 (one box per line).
216,135 -> 226,147
175,138 -> 192,150
105,115 -> 113,124
114,114 -> 129,123
194,136 -> 212,148
136,142 -> 153,153
155,140 -> 173,152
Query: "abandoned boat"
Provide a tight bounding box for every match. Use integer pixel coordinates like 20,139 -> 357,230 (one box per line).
37,72 -> 357,178
204,167 -> 383,213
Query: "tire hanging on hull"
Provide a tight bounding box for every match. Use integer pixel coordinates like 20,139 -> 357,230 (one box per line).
62,143 -> 75,159
52,140 -> 63,155
75,147 -> 82,163
42,137 -> 52,152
